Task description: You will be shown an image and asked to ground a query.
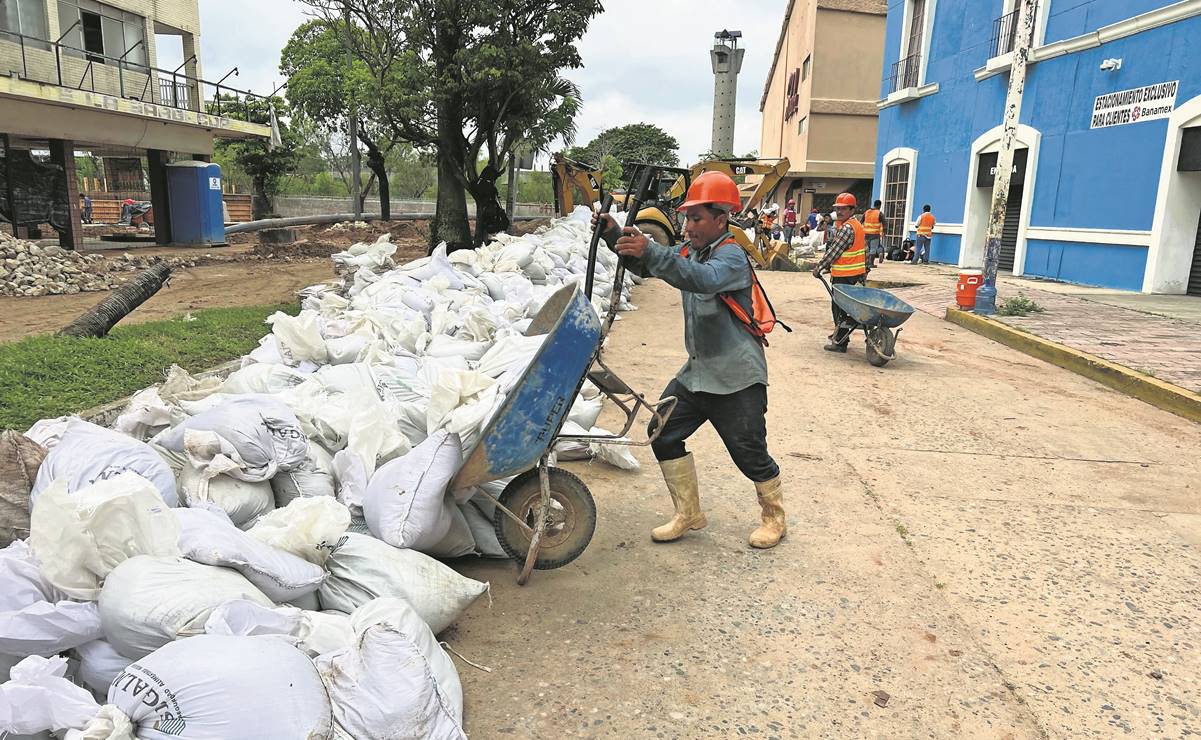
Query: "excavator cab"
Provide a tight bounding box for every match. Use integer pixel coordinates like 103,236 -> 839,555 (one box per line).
621,162 -> 692,249
551,153 -> 606,216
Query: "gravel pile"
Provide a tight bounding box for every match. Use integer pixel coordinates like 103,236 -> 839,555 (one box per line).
0,233 -> 193,297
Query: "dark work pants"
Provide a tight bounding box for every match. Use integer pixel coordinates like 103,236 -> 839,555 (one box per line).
648,379 -> 780,483
830,274 -> 866,346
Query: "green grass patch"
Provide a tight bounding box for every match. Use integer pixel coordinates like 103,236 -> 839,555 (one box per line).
0,303 -> 297,430
997,295 -> 1045,317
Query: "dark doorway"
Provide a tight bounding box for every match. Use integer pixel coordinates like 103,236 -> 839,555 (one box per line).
1188,207 -> 1201,296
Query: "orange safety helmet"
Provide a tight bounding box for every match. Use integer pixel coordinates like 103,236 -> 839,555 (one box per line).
677,171 -> 742,212
834,192 -> 857,208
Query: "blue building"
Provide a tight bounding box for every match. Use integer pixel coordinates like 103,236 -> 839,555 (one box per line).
874,0 -> 1201,294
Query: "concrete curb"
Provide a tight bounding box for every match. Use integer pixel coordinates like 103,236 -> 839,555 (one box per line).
944,306 -> 1201,424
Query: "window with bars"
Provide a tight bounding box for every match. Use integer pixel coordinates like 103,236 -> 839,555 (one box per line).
883,162 -> 910,253
906,0 -> 926,60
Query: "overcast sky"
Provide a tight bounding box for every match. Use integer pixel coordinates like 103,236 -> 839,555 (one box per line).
182,0 -> 786,166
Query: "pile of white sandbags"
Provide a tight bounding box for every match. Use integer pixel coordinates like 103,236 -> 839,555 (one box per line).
0,207 -> 646,738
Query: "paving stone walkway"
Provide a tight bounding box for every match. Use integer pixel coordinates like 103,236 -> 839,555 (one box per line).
890,276 -> 1201,396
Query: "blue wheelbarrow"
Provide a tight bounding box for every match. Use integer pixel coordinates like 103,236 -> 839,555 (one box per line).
817,274 -> 916,367
449,283 -> 677,585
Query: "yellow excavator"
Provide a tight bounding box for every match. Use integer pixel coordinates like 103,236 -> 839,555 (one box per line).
551,153 -> 796,270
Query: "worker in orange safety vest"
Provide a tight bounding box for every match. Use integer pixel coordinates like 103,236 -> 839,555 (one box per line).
912,204 -> 936,264
863,199 -> 884,266
811,192 -> 868,353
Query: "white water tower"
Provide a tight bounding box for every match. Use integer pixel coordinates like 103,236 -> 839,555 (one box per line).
710,30 -> 745,158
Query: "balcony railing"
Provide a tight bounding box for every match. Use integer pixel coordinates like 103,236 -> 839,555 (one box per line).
159,79 -> 191,109
0,27 -> 274,121
992,8 -> 1019,56
888,53 -> 921,94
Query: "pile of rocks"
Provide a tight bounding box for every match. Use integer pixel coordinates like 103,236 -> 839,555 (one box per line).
0,233 -> 192,297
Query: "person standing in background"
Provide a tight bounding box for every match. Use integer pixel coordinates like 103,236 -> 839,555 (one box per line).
782,199 -> 798,245
863,200 -> 884,266
912,205 -> 936,264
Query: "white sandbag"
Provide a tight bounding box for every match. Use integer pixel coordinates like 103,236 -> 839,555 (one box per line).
589,426 -> 641,471
331,449 -> 368,516
152,395 -> 307,482
567,394 -> 603,431
459,497 -> 507,558
271,441 -> 336,507
0,431 -> 45,548
31,420 -> 177,508
475,333 -> 544,379
0,600 -> 101,659
219,363 -> 308,395
553,420 -> 593,462
316,598 -> 466,740
318,533 -> 488,634
204,600 -> 354,657
157,364 -> 223,405
79,635 -> 333,740
175,507 -> 326,602
364,432 -> 462,552
0,541 -> 57,611
425,498 -> 478,559
423,334 -> 489,361
268,309 -> 329,365
28,474 -> 180,601
178,463 -> 275,528
98,556 -> 273,659
0,656 -> 99,737
325,333 -> 373,364
247,496 -> 350,566
112,387 -> 176,441
426,369 -> 496,435
23,417 -> 73,449
73,640 -> 131,700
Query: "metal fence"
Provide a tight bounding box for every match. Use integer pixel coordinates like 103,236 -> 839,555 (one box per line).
0,27 -> 273,120
992,8 -> 1020,57
888,53 -> 922,94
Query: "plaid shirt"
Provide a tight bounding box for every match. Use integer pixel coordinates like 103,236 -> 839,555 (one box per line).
815,221 -> 859,274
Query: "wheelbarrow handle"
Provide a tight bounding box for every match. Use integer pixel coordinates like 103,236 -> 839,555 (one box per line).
814,272 -> 833,298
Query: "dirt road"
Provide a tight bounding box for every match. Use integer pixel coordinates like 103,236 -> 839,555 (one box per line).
0,260 -> 337,341
453,272 -> 1201,737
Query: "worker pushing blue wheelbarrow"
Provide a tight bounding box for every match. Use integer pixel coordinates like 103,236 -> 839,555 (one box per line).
450,209 -> 677,584
816,274 -> 916,367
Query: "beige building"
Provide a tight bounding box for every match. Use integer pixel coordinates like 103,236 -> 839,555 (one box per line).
759,0 -> 887,216
1,0 -> 269,247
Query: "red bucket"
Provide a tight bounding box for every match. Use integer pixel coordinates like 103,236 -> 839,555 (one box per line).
956,270 -> 983,310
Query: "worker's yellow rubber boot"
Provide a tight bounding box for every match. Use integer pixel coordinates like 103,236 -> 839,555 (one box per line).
749,476 -> 786,549
651,454 -> 707,542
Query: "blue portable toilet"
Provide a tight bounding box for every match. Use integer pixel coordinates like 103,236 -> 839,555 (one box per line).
166,161 -> 227,245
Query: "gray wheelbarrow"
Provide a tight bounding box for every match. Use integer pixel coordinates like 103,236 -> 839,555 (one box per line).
817,274 -> 916,366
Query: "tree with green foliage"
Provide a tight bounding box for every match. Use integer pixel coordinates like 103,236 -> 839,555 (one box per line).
298,0 -> 598,250
213,96 -> 301,219
568,123 -> 680,171
281,18 -> 404,218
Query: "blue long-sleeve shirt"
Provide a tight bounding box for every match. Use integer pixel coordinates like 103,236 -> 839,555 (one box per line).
607,230 -> 769,394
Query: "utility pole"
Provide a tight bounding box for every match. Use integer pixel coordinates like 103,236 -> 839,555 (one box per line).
344,5 -> 362,220
975,0 -> 1037,314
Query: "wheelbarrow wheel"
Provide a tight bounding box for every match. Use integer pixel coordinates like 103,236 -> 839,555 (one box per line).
865,326 -> 895,367
494,467 -> 597,570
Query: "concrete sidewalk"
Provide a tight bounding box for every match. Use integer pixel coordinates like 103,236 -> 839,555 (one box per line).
878,263 -> 1201,396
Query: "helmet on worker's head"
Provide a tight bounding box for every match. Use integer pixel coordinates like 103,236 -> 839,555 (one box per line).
677,171 -> 742,212
786,199 -> 795,206
834,192 -> 857,208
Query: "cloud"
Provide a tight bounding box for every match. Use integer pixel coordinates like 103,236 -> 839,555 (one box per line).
193,0 -> 785,162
